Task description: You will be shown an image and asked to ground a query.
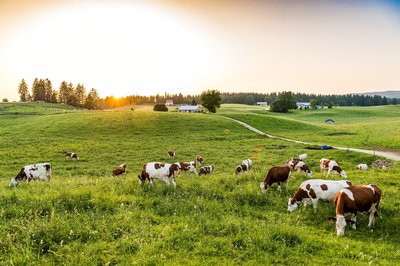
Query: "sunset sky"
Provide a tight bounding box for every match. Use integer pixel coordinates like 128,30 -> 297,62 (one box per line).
1,0 -> 400,100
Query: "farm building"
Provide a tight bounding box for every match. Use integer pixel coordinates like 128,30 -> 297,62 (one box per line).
256,102 -> 268,106
165,99 -> 174,106
297,102 -> 310,109
325,119 -> 335,124
178,105 -> 203,113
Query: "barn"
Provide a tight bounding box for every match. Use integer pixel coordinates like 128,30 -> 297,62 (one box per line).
178,105 -> 203,113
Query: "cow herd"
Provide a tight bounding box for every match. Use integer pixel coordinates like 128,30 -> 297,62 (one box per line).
8,151 -> 383,236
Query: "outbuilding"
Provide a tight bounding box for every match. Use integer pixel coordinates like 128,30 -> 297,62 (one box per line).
178,105 -> 203,113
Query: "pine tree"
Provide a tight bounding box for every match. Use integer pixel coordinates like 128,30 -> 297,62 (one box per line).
44,79 -> 53,102
58,81 -> 69,104
31,78 -> 40,101
18,79 -> 30,102
75,83 -> 86,107
84,88 -> 100,109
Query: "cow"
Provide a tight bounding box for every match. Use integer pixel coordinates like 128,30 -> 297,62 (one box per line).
286,158 -> 302,170
235,164 -> 250,174
196,155 -> 203,166
357,163 -> 368,171
138,162 -> 180,188
320,159 -> 347,178
328,185 -> 381,236
288,179 -> 352,213
242,159 -> 253,168
260,166 -> 292,192
9,163 -> 52,187
66,152 -> 79,160
168,151 -> 176,159
299,153 -> 308,161
112,163 -> 127,177
199,165 -> 213,176
176,161 -> 198,175
294,161 -> 313,177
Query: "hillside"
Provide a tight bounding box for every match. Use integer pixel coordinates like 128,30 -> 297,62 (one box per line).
0,103 -> 399,264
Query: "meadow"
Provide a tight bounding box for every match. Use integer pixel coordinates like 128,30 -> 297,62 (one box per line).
0,102 -> 399,265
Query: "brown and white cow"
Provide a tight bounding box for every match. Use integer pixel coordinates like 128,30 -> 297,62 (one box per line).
196,155 -> 203,166
168,151 -> 176,159
298,153 -> 308,161
112,163 -> 127,177
176,161 -> 198,175
66,152 -> 79,160
9,163 -> 52,186
138,162 -> 180,188
235,164 -> 250,174
242,159 -> 253,168
356,163 -> 368,171
260,166 -> 292,192
320,158 -> 347,178
286,158 -> 302,170
328,185 -> 381,236
199,165 -> 213,176
288,179 -> 352,213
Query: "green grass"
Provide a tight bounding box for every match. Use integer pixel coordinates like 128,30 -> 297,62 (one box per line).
0,102 -> 399,265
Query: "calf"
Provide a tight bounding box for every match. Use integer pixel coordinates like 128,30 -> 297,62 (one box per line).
138,162 -> 180,188
168,151 -> 176,159
294,161 -> 313,177
9,163 -> 52,186
235,164 -> 250,174
288,179 -> 352,213
260,166 -> 292,192
286,158 -> 301,170
176,161 -> 198,175
112,163 -> 127,176
199,165 -> 213,176
196,155 -> 203,166
320,159 -> 347,178
328,185 -> 381,236
66,152 -> 79,160
357,163 -> 368,171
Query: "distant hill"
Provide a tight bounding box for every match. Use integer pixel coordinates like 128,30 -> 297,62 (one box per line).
359,90 -> 400,98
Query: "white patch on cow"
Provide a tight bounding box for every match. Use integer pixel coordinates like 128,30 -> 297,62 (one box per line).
299,153 -> 308,161
340,170 -> 347,178
341,188 -> 354,201
242,159 -> 253,168
357,163 -> 368,171
287,198 -> 298,212
260,182 -> 266,192
336,214 -> 347,236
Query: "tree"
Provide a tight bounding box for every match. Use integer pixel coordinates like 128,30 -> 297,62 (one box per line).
191,99 -> 197,106
201,89 -> 221,113
269,91 -> 297,113
58,81 -> 69,104
75,83 -> 86,107
153,103 -> 168,112
31,78 -> 40,101
44,79 -> 53,102
18,79 -> 30,102
310,98 -> 319,109
84,88 -> 100,109
2,98 -> 8,102
50,90 -> 58,103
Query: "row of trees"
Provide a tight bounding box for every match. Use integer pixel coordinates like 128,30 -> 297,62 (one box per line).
18,79 -> 101,109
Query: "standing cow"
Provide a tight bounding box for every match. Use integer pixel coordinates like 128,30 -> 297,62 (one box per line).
328,185 -> 381,236
9,163 -> 52,186
138,162 -> 180,188
260,166 -> 292,192
176,161 -> 198,175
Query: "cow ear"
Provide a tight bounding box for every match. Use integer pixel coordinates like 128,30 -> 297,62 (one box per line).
327,216 -> 337,222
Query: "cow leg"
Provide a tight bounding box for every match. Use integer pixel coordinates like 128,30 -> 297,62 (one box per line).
311,199 -> 318,213
149,178 -> 154,187
171,177 -> 177,189
285,181 -> 289,191
368,204 -> 377,228
351,214 -> 357,230
277,182 -> 282,192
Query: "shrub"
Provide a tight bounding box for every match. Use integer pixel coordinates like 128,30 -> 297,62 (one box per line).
153,104 -> 168,112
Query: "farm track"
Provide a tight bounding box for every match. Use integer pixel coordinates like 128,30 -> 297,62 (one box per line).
224,116 -> 400,161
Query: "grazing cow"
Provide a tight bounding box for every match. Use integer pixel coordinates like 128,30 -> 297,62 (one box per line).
196,155 -> 203,166
328,185 -> 381,236
168,151 -> 176,159
66,152 -> 79,160
235,164 -> 250,174
320,159 -> 347,178
199,165 -> 213,176
138,162 -> 180,188
242,159 -> 253,168
286,158 -> 302,170
288,179 -> 352,213
294,161 -> 313,177
112,163 -> 127,176
9,163 -> 52,186
299,153 -> 308,161
260,166 -> 292,192
176,161 -> 198,175
357,163 -> 368,171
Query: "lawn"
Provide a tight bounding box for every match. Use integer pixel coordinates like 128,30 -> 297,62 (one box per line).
0,103 -> 399,265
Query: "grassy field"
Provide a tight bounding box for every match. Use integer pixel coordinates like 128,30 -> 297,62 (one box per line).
0,102 -> 399,265
219,104 -> 400,152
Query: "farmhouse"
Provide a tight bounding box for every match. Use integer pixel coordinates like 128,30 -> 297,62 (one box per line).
178,105 -> 202,113
297,102 -> 310,109
165,99 -> 173,106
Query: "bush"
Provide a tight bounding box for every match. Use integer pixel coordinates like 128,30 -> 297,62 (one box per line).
153,104 -> 168,112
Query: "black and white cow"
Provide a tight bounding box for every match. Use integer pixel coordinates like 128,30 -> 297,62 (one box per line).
66,152 -> 79,160
9,163 -> 52,186
199,165 -> 213,176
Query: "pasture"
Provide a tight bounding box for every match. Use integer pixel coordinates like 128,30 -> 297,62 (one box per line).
0,103 -> 399,265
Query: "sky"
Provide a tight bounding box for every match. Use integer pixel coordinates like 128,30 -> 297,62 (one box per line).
1,0 -> 400,101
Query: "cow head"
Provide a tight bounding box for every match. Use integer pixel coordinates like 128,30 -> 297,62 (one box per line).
260,182 -> 266,192
9,178 -> 18,187
328,215 -> 355,236
287,198 -> 299,212
340,170 -> 347,178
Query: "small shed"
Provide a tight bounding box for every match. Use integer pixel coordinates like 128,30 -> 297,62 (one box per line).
256,102 -> 268,106
178,105 -> 202,113
165,99 -> 174,106
325,119 -> 335,124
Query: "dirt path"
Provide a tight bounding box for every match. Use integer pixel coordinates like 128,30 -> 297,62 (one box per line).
225,116 -> 400,161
